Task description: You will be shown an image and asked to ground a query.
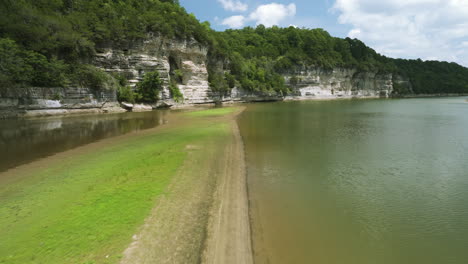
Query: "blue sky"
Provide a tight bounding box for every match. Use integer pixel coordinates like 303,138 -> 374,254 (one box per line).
180,0 -> 351,37
180,0 -> 468,66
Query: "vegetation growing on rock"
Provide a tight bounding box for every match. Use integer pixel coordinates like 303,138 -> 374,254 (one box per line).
135,71 -> 164,103
0,0 -> 207,94
1,0 -> 468,97
118,86 -> 135,104
169,80 -> 184,103
210,26 -> 468,95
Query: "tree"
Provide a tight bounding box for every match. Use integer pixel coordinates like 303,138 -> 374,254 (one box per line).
135,71 -> 163,103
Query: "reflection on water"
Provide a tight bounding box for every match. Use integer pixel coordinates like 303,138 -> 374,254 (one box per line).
238,97 -> 468,264
0,111 -> 170,172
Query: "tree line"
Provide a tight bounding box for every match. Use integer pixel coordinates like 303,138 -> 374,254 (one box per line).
1,0 -> 467,100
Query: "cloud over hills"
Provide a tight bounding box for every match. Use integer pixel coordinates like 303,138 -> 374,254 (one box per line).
214,0 -> 468,66
333,0 -> 468,65
221,2 -> 296,28
217,0 -> 248,12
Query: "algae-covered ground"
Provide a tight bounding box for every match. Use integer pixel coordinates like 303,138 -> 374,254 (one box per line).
0,107 -> 238,264
186,107 -> 237,117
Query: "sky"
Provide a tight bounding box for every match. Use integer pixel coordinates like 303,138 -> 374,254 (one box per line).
180,0 -> 468,67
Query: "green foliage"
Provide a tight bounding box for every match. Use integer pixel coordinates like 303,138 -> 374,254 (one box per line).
0,38 -> 29,87
69,64 -> 115,90
118,86 -> 135,103
51,92 -> 62,101
169,80 -> 184,102
0,0 -> 211,89
174,69 -> 184,82
207,26 -> 398,94
0,116 -> 231,264
186,107 -> 237,117
0,0 -> 211,55
395,59 -> 468,94
208,71 -> 229,94
0,38 -> 66,87
135,71 -> 163,103
26,54 -> 67,87
214,26 -> 397,74
392,82 -> 411,95
112,72 -> 129,87
209,25 -> 468,94
289,76 -> 299,86
225,73 -> 236,88
2,0 -> 468,95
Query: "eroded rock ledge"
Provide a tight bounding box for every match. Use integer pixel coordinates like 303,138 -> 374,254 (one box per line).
1,35 -> 413,118
0,87 -> 124,118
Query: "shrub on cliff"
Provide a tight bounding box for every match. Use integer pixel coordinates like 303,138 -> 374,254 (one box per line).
169,81 -> 184,102
2,1 -> 468,95
68,64 -> 116,90
0,38 -> 66,88
117,86 -> 136,104
208,72 -> 229,95
395,59 -> 468,94
0,0 -> 212,89
212,25 -> 468,94
135,71 -> 164,103
289,76 -> 299,87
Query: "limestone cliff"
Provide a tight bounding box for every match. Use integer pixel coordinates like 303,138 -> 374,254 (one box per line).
282,67 -> 412,100
0,35 -> 413,118
0,35 -> 214,118
94,34 -> 214,105
0,87 -> 122,118
92,35 -> 411,104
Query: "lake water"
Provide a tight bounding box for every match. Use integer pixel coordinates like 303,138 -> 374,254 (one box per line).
0,111 -> 171,173
238,97 -> 468,264
2,98 -> 468,263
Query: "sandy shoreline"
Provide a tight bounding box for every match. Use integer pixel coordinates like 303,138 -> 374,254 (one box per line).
202,115 -> 253,264
119,108 -> 253,264
0,106 -> 253,263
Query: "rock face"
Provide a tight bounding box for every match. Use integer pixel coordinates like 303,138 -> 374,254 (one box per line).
94,34 -> 214,104
223,88 -> 284,103
0,87 -> 122,118
0,35 -> 413,118
282,67 -> 410,100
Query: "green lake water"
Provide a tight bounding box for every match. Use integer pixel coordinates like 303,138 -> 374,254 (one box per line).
0,110 -> 170,173
238,97 -> 468,264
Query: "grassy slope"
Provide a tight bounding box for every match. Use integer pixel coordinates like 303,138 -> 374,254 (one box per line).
186,107 -> 237,117
0,108 -> 237,264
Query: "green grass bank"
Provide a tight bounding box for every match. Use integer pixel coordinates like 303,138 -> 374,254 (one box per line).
0,107 -> 238,264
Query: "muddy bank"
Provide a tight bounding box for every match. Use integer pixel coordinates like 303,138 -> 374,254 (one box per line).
119,108 -> 253,264
0,106 -> 252,264
202,116 -> 253,264
395,93 -> 468,98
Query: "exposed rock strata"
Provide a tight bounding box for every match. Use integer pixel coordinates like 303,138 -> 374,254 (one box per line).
1,35 -> 414,118
283,67 -> 410,100
94,36 -> 410,104
0,87 -> 122,118
94,34 -> 214,104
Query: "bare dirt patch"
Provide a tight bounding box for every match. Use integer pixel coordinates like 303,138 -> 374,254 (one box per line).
201,118 -> 253,264
119,107 -> 253,264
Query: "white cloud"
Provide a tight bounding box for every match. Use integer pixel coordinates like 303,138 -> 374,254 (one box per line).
222,15 -> 246,28
217,0 -> 248,12
333,0 -> 468,66
249,3 -> 296,27
348,28 -> 361,38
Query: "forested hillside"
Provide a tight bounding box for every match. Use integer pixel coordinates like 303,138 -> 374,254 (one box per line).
209,26 -> 468,95
394,59 -> 468,94
0,0 -> 209,90
1,0 -> 468,96
208,26 -> 397,94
